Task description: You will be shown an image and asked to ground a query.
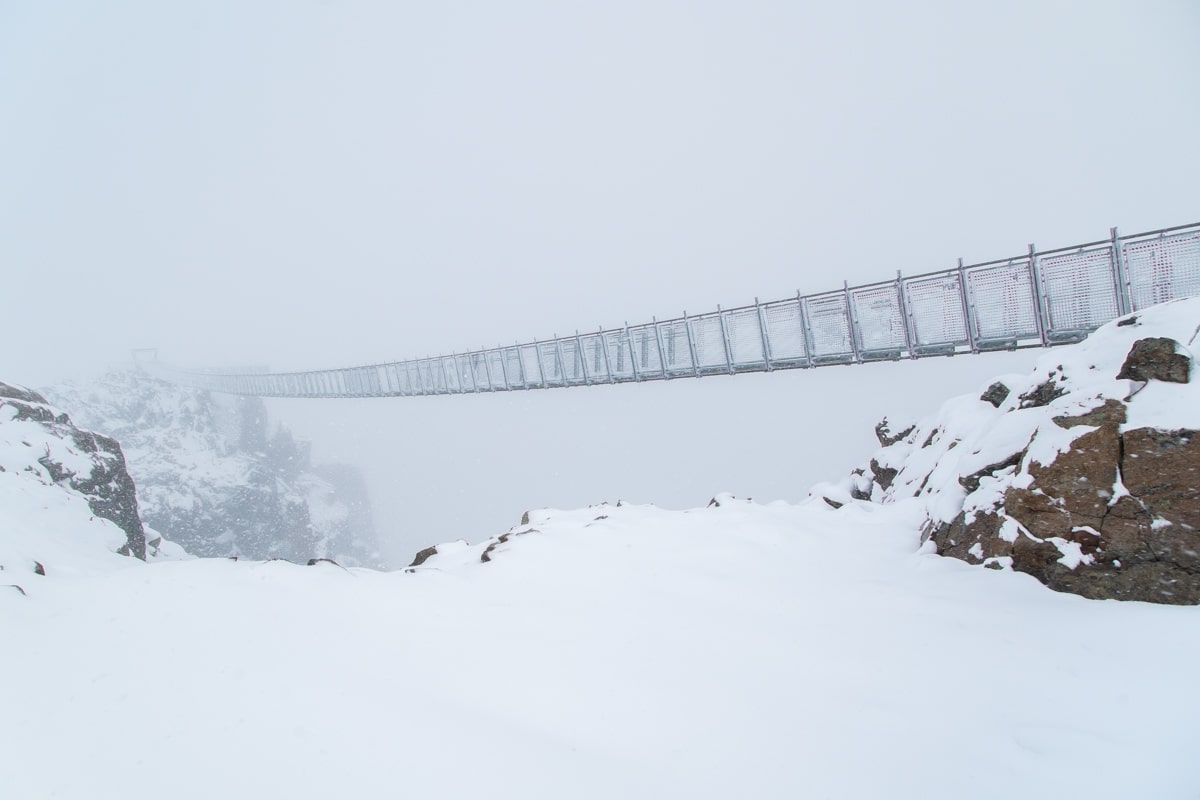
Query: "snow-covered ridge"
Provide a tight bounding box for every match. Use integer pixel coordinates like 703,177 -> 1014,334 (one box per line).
813,297 -> 1200,603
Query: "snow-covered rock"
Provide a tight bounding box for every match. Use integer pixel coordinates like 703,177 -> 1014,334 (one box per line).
831,297 -> 1200,604
48,371 -> 385,567
0,381 -> 185,590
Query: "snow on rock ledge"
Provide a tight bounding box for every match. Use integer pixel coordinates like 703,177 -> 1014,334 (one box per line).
821,298 -> 1200,604
0,381 -> 185,590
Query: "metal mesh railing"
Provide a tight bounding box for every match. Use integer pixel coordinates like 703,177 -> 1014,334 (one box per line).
142,222 -> 1200,398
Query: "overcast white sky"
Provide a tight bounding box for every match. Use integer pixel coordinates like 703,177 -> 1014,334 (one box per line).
3,2 -> 1198,561
3,1 -> 1197,385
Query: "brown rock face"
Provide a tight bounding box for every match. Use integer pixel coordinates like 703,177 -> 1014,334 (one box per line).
870,458 -> 898,491
1,382 -> 148,560
930,396 -> 1200,604
1116,338 -> 1191,384
409,545 -> 439,568
874,418 -> 915,447
979,382 -> 1011,408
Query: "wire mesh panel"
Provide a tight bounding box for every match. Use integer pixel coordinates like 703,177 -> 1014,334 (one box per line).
441,357 -> 462,391
415,362 -> 433,393
689,313 -> 728,370
1124,229 -> 1200,310
724,309 -> 765,366
850,283 -> 907,352
387,365 -> 405,395
908,277 -> 961,351
803,293 -> 853,359
415,360 -> 434,394
557,339 -> 587,384
502,348 -> 526,388
454,355 -> 473,390
761,299 -> 807,362
628,325 -> 663,377
464,354 -> 482,389
535,342 -> 562,386
966,262 -> 1040,343
486,351 -> 507,389
579,334 -> 610,381
1038,247 -> 1120,334
658,320 -> 695,374
467,353 -> 488,389
604,331 -> 635,380
518,345 -> 543,386
403,363 -> 420,394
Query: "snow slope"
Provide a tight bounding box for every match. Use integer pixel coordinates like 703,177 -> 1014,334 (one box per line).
2,498 -> 1198,799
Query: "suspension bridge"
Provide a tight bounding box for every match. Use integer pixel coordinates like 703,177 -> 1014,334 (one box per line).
141,221 -> 1200,399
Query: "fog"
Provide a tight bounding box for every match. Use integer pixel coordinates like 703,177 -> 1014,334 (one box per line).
3,2 -> 1197,561
267,350 -> 1041,564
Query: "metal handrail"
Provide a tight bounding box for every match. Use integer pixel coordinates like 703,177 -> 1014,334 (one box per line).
140,220 -> 1200,398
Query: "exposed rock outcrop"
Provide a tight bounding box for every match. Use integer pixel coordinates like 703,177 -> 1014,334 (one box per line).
818,299 -> 1200,604
1116,336 -> 1191,384
0,382 -> 148,559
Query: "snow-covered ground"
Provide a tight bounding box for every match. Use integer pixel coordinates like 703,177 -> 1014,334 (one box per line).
3,496 -> 1199,799
6,304 -> 1200,797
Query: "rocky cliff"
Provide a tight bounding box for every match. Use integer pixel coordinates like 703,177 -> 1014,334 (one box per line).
811,298 -> 1200,604
1,381 -> 186,590
48,371 -> 385,567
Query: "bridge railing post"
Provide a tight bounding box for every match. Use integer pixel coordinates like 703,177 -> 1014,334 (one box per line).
1110,226 -> 1134,315
755,298 -> 773,371
798,291 -> 816,366
553,336 -> 570,385
843,281 -> 863,363
533,339 -> 548,388
957,258 -> 980,353
896,270 -> 917,358
599,327 -> 615,384
683,312 -> 701,377
496,347 -> 511,391
652,317 -> 668,378
478,350 -> 493,391
1028,244 -> 1051,346
575,332 -> 591,385
716,305 -> 735,374
625,324 -> 641,382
